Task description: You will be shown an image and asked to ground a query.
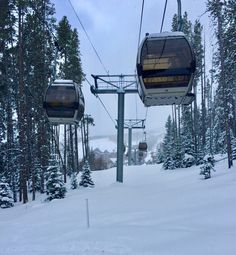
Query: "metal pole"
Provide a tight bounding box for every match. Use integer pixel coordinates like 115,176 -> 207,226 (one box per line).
91,74 -> 138,182
177,0 -> 182,31
80,120 -> 85,159
74,125 -> 79,171
86,116 -> 89,158
85,198 -> 90,228
128,127 -> 132,166
117,90 -> 125,182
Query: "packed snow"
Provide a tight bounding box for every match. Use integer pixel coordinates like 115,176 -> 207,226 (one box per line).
0,159 -> 236,255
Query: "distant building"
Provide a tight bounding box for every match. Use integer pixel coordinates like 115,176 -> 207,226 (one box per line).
91,148 -> 116,170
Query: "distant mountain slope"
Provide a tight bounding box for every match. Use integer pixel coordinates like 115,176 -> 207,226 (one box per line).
88,130 -> 164,153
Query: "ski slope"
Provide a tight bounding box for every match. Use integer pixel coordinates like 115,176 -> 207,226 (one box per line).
0,159 -> 236,255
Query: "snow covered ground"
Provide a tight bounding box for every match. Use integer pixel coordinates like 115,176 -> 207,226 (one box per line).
1,159 -> 236,255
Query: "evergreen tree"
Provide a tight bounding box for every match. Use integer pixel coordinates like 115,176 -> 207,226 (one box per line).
0,1 -> 87,204
171,11 -> 192,36
45,155 -> 66,201
173,146 -> 184,168
57,16 -> 84,177
205,127 -> 212,155
162,116 -> 175,170
182,154 -> 195,168
207,0 -> 233,168
181,12 -> 193,38
171,12 -> 205,164
171,13 -> 178,32
0,178 -> 14,209
30,158 -> 43,195
192,19 -> 204,162
23,0 -> 55,197
205,76 -> 214,155
0,0 -> 19,203
16,0 -> 30,204
70,173 -> 78,189
57,16 -> 84,83
212,103 -> 226,154
156,146 -> 164,164
0,0 -> 56,203
79,160 -> 94,187
224,0 -> 236,137
232,138 -> 236,160
180,105 -> 194,156
45,165 -> 66,201
66,28 -> 84,84
200,155 -> 215,179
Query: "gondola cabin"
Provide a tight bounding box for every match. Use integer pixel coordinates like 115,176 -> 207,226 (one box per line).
137,32 -> 195,106
138,142 -> 148,152
43,79 -> 85,124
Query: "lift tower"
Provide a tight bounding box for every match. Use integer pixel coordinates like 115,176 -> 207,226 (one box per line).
91,74 -> 138,182
122,119 -> 145,166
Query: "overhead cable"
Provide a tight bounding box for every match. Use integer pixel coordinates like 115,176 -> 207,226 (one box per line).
84,78 -> 116,126
160,0 -> 168,33
67,0 -> 109,75
137,0 -> 145,50
137,0 -> 149,124
96,96 -> 117,126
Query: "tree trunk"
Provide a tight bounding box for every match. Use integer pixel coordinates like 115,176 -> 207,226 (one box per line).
17,6 -> 28,203
63,124 -> 67,182
74,125 -> 79,171
69,125 -> 75,172
193,80 -> 198,162
216,1 -> 233,168
201,35 -> 206,152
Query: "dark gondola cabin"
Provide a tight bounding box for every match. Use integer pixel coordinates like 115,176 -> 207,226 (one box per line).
137,32 -> 195,106
43,80 -> 85,124
138,142 -> 148,152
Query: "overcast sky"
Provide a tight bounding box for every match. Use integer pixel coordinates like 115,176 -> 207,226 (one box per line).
51,0 -> 212,137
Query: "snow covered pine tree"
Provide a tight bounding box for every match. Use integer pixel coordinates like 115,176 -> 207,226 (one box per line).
45,166 -> 67,201
79,160 -> 94,187
71,173 -> 78,189
200,155 -> 215,179
0,178 -> 14,208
